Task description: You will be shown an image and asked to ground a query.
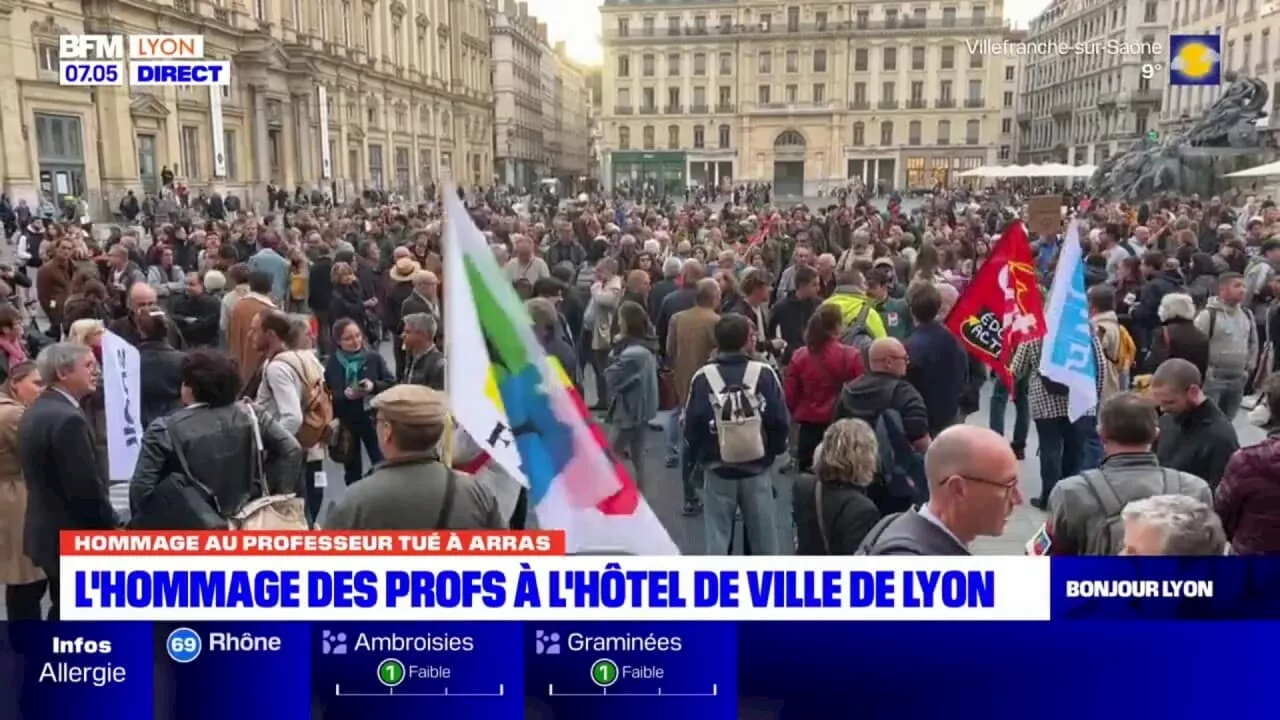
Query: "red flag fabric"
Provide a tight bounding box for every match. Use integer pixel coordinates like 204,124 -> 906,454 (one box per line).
748,215 -> 778,246
944,221 -> 1046,390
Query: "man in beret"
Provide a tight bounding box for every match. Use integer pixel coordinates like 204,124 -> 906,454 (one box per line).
322,385 -> 507,530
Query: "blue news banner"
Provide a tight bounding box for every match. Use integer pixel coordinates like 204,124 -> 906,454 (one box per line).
5,559 -> 1280,719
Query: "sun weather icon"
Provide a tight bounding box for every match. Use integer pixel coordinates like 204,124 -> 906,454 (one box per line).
1169,34 -> 1221,86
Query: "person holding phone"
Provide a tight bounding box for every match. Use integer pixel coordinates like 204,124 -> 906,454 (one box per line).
324,318 -> 394,485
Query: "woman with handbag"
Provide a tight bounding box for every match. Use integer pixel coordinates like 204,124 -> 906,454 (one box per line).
325,318 -> 395,485
791,420 -> 882,555
129,349 -> 304,529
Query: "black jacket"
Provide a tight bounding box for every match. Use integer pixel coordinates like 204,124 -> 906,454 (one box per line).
169,292 -> 221,347
791,476 -> 881,555
308,257 -> 334,314
1144,318 -> 1210,376
324,349 -> 395,420
329,282 -> 369,337
856,509 -> 970,556
19,390 -> 119,568
130,403 -> 303,526
138,341 -> 184,428
1154,398 -> 1239,489
1130,270 -> 1183,333
834,371 -> 930,443
402,346 -> 445,390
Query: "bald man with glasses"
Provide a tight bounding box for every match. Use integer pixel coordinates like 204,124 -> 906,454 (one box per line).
857,425 -> 1021,556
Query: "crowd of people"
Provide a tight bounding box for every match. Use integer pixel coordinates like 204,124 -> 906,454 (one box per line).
0,183 -> 1278,622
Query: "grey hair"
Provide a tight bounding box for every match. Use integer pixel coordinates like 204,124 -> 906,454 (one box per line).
662,256 -> 684,278
402,312 -> 438,338
525,297 -> 558,333
36,342 -> 92,385
1121,494 -> 1226,556
814,419 -> 879,487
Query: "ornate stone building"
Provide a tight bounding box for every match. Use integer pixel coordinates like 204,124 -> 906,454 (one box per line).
0,0 -> 493,213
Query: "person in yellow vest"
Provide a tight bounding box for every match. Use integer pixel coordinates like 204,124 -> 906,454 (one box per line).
822,268 -> 889,342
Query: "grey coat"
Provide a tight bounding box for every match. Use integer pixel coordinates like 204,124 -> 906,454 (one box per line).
604,339 -> 659,430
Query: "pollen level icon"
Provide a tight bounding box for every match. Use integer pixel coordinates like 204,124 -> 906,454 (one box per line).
377,658 -> 406,688
590,658 -> 619,688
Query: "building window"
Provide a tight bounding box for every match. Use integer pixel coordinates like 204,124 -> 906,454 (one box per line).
1001,118 -> 1012,133
1003,91 -> 1013,108
941,46 -> 954,69
255,0 -> 266,20
879,121 -> 893,145
854,48 -> 868,71
785,84 -> 798,103
618,55 -> 630,77
852,121 -> 865,145
364,12 -> 373,51
668,125 -> 679,149
786,50 -> 798,73
787,5 -> 799,31
853,82 -> 867,103
693,125 -> 705,148
908,120 -> 921,145
813,49 -> 827,73
1144,0 -> 1158,21
882,47 -> 896,71
643,125 -> 654,149
812,83 -> 825,103
718,124 -> 730,148
907,156 -> 925,186
758,85 -> 771,104
693,53 -> 706,75
369,144 -> 383,188
719,85 -> 731,106
968,80 -> 982,101
719,52 -> 732,74
617,17 -> 629,36
180,126 -> 200,178
966,119 -> 980,144
999,145 -> 1010,160
341,3 -> 352,43
667,53 -> 680,76
942,6 -> 957,26
911,46 -> 925,70
937,120 -> 950,144
224,130 -> 237,178
759,52 -> 772,73
642,54 -> 654,76
1005,65 -> 1015,81
969,52 -> 983,68
37,44 -> 58,72
319,0 -> 328,39
618,126 -> 630,149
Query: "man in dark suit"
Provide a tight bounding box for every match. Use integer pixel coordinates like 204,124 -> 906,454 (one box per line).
19,342 -> 120,619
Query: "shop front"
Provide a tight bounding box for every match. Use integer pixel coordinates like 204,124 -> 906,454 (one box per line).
609,151 -> 687,196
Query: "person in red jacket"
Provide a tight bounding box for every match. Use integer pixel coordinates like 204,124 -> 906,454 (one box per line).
784,304 -> 864,473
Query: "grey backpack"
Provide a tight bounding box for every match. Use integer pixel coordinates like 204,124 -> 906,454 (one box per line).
1080,468 -> 1177,556
841,303 -> 875,361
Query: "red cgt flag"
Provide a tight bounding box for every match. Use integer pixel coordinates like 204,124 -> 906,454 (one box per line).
944,221 -> 1046,391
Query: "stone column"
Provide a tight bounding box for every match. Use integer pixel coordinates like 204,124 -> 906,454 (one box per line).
299,93 -> 315,184
0,3 -> 35,204
280,95 -> 297,190
252,86 -> 271,198
410,102 -> 422,200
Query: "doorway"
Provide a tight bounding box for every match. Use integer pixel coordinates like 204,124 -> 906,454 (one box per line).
137,134 -> 158,194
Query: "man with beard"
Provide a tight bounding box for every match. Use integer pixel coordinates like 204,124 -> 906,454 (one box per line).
170,272 -> 221,346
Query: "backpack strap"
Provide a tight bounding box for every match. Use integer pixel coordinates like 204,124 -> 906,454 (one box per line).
853,302 -> 871,327
700,365 -> 726,395
741,361 -> 764,392
1081,469 -> 1125,518
1208,307 -> 1218,339
434,469 -> 458,529
813,480 -> 832,554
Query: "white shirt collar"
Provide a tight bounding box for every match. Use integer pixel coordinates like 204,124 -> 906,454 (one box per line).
918,504 -> 968,549
53,387 -> 80,409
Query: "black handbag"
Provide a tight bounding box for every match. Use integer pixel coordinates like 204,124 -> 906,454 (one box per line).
131,426 -> 229,530
327,422 -> 355,465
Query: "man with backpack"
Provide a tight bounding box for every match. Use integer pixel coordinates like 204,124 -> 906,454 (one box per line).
1042,393 -> 1211,556
822,268 -> 888,356
684,314 -> 790,556
253,309 -> 332,525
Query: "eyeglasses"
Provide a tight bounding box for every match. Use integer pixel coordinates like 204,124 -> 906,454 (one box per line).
950,473 -> 1019,495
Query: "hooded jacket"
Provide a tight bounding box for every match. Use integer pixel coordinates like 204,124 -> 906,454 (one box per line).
1194,297 -> 1257,379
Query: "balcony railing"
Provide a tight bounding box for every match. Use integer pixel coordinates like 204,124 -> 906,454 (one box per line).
614,105 -> 633,115
664,104 -> 683,113
936,98 -> 956,108
689,104 -> 709,113
602,16 -> 1007,40
715,103 -> 735,112
938,138 -> 950,145
964,98 -> 983,108
906,98 -> 926,109
878,100 -> 899,109
848,100 -> 870,110
638,105 -> 658,114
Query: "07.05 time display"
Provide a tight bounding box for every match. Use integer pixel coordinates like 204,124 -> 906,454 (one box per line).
60,61 -> 124,86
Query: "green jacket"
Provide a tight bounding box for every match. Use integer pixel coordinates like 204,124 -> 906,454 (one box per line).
876,297 -> 913,340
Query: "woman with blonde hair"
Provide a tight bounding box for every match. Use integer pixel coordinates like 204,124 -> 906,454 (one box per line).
67,318 -> 106,350
791,419 -> 883,555
0,361 -> 47,619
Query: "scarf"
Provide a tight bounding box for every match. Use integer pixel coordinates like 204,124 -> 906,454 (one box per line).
335,348 -> 367,387
0,336 -> 27,369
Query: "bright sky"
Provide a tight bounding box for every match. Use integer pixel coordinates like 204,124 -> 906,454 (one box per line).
530,0 -> 1057,65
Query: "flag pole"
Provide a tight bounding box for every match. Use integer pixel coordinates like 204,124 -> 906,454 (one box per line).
440,176 -> 454,467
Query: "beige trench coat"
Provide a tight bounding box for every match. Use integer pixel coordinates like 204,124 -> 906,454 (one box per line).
0,393 -> 44,585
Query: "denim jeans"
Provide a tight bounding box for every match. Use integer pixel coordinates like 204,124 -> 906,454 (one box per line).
1074,415 -> 1103,472
665,410 -> 681,460
1034,416 -> 1084,504
989,377 -> 1030,450
1204,375 -> 1247,421
703,469 -> 779,555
